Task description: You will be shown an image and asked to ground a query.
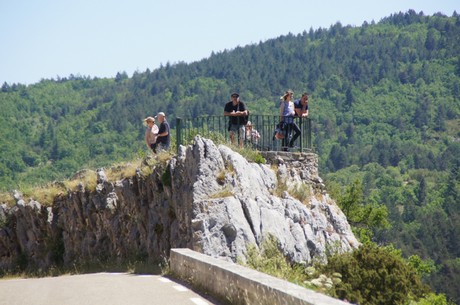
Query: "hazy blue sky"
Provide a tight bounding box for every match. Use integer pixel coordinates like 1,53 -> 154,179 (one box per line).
1,0 -> 458,85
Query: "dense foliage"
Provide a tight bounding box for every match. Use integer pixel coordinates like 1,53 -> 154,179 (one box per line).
319,243 -> 430,305
245,235 -> 447,305
1,9 -> 459,303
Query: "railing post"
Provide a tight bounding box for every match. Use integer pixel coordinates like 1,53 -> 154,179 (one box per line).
299,117 -> 303,152
176,117 -> 182,154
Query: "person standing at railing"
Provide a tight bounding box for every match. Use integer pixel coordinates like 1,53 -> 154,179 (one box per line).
279,89 -> 300,151
144,116 -> 159,152
294,92 -> 309,118
152,112 -> 170,153
288,92 -> 309,148
224,92 -> 248,148
245,121 -> 260,145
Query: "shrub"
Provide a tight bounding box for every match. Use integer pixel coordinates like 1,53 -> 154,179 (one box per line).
318,243 -> 430,305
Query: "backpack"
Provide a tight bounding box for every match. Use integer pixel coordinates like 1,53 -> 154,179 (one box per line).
274,122 -> 285,139
241,110 -> 249,125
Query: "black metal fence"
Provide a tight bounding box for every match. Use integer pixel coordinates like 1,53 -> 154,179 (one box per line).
175,115 -> 312,153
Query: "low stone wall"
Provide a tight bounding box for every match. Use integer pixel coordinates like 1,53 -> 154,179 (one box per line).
170,248 -> 349,305
259,151 -> 326,193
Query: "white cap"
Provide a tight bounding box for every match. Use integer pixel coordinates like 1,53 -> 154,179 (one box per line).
155,112 -> 165,118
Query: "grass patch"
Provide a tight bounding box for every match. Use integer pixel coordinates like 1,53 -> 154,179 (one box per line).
0,191 -> 15,206
216,169 -> 227,185
290,182 -> 312,205
0,155 -> 161,208
270,165 -> 312,205
272,177 -> 288,198
208,186 -> 234,199
243,235 -> 308,285
26,184 -> 65,205
105,160 -> 142,181
64,169 -> 98,192
233,146 -> 266,164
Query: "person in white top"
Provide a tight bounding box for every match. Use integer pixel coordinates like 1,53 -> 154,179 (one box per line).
279,89 -> 300,151
144,116 -> 159,151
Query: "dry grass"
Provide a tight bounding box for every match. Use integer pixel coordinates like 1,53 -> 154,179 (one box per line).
290,182 -> 312,204
216,169 -> 226,185
208,186 -> 234,199
23,184 -> 66,205
233,146 -> 266,164
64,170 -> 97,192
106,160 -> 142,181
272,180 -> 288,197
0,191 -> 15,206
0,154 -> 169,207
271,168 -> 312,205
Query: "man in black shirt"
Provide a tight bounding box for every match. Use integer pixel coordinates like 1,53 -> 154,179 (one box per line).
224,92 -> 248,148
153,112 -> 170,153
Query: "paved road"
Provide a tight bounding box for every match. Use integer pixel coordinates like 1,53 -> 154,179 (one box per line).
0,273 -> 221,305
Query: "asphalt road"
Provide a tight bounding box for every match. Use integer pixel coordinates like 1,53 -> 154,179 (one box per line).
0,273 -> 221,305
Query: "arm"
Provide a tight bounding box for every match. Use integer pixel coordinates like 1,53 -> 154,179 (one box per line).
236,101 -> 248,116
152,125 -> 159,142
145,130 -> 150,148
156,123 -> 168,137
302,104 -> 309,117
295,108 -> 309,117
289,101 -> 295,116
279,102 -> 285,121
295,101 -> 309,117
224,102 -> 234,116
294,107 -> 302,117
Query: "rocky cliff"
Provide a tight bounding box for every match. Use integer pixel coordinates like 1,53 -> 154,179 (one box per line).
0,136 -> 359,272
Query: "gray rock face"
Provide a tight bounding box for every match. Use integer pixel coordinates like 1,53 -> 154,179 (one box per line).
0,136 -> 359,271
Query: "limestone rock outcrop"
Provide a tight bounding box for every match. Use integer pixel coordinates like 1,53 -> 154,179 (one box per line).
0,136 -> 359,271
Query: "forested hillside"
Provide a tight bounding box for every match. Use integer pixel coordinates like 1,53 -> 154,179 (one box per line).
1,10 -> 459,303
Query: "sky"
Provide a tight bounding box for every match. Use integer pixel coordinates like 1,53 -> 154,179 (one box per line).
1,0 -> 458,85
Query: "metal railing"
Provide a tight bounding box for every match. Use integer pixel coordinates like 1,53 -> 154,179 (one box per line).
176,115 -> 312,153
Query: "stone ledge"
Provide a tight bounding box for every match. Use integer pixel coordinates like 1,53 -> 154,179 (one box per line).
170,248 -> 348,305
260,151 -> 317,164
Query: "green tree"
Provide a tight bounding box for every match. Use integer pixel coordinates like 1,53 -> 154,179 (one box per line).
319,243 -> 430,305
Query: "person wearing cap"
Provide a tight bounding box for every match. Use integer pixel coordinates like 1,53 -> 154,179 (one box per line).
279,89 -> 300,151
245,121 -> 260,145
144,116 -> 159,152
224,92 -> 248,148
152,112 -> 170,153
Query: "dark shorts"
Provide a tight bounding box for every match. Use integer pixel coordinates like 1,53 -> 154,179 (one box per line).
152,142 -> 170,153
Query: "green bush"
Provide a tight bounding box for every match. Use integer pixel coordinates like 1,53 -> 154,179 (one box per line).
318,243 -> 430,305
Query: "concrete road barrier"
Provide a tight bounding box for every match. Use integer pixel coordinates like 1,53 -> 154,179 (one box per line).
170,248 -> 349,305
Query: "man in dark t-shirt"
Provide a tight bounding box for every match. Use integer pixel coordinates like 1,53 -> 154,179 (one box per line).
294,93 -> 309,118
153,112 -> 170,153
288,92 -> 309,148
224,92 -> 248,147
